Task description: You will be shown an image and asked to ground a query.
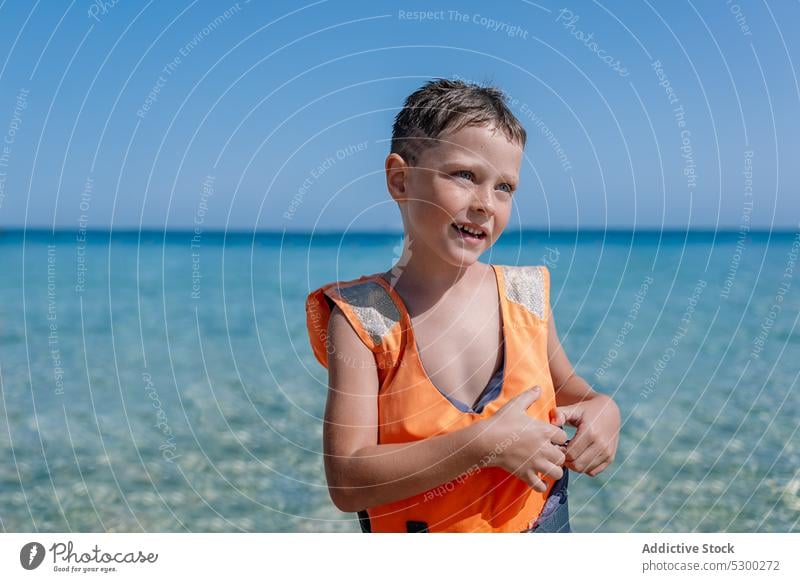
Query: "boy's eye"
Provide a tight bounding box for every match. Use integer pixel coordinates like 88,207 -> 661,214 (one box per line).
452,170 -> 514,195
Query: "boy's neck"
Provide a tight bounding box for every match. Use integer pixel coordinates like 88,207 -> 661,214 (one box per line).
383,256 -> 487,303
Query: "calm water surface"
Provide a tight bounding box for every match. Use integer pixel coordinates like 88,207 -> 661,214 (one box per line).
0,229 -> 798,532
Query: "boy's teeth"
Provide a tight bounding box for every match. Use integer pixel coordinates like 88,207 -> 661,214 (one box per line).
455,223 -> 483,237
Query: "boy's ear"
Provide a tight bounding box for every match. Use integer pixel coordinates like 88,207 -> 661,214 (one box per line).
385,153 -> 410,203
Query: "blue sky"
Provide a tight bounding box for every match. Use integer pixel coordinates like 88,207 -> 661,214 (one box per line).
0,0 -> 797,231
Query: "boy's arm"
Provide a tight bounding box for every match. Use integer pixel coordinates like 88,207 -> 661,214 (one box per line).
547,312 -> 599,405
547,311 -> 620,476
323,306 -> 492,513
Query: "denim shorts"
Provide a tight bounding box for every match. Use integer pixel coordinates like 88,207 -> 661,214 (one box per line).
522,467 -> 571,533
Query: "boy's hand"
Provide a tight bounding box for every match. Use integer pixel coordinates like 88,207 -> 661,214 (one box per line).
555,394 -> 620,477
481,387 -> 568,493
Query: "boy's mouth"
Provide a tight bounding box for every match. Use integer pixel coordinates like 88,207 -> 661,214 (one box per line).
451,222 -> 487,240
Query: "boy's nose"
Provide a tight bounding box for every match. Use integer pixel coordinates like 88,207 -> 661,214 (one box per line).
469,186 -> 494,214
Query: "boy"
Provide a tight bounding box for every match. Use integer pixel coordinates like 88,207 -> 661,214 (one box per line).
305,78 -> 620,532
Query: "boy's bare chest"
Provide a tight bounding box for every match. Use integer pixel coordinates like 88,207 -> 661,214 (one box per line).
410,291 -> 504,409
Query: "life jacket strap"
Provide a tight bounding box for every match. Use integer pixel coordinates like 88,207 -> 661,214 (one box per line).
357,510 -> 371,533
405,520 -> 429,533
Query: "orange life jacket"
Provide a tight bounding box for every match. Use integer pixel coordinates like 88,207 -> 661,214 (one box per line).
305,263 -> 558,532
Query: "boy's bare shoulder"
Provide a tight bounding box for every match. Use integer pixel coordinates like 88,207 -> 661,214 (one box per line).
322,306 -> 379,476
327,304 -> 377,369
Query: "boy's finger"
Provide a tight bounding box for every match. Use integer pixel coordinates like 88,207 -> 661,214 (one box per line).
586,460 -> 609,477
568,442 -> 600,473
550,409 -> 566,426
549,426 -> 569,446
563,430 -> 590,464
556,404 -> 581,426
526,470 -> 547,493
498,388 -> 539,416
517,386 -> 541,410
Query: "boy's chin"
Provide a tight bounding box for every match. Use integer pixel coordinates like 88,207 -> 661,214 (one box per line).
442,244 -> 486,267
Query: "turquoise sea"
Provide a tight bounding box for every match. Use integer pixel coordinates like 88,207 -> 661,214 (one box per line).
0,229 -> 798,532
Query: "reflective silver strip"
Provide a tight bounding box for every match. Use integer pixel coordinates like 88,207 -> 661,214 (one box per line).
501,265 -> 546,319
334,280 -> 401,346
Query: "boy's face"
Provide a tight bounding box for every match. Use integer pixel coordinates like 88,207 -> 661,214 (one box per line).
386,123 -> 522,269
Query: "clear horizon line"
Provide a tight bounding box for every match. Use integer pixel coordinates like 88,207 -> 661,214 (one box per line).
1,226 -> 797,235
